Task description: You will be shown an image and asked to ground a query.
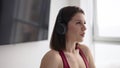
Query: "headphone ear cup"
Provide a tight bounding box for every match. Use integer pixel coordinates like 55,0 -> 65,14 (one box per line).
56,23 -> 66,35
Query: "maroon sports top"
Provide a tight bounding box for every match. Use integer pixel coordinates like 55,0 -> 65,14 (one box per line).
59,47 -> 89,68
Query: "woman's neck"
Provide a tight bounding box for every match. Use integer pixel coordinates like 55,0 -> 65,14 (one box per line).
65,40 -> 78,53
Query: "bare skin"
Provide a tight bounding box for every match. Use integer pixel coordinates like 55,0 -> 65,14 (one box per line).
40,13 -> 95,68
40,44 -> 95,68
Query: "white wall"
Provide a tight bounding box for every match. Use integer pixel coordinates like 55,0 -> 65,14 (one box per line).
0,41 -> 49,68
95,42 -> 120,68
0,0 -> 93,68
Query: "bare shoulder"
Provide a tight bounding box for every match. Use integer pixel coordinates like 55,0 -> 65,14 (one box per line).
40,50 -> 61,68
78,44 -> 90,53
43,50 -> 60,58
78,44 -> 96,68
77,44 -> 91,60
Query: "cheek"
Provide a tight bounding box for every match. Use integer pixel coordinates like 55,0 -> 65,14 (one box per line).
67,25 -> 79,34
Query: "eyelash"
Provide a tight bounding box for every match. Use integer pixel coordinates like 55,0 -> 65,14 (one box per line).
76,22 -> 81,24
76,22 -> 86,24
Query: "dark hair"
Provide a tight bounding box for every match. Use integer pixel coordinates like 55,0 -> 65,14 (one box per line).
50,6 -> 85,51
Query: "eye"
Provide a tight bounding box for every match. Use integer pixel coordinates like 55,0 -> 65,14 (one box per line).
76,22 -> 81,24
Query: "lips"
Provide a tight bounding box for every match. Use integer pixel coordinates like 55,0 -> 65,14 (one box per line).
80,33 -> 85,37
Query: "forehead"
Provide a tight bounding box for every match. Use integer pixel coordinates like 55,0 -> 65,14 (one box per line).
71,13 -> 85,21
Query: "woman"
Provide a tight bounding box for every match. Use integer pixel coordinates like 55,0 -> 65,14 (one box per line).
40,6 -> 95,68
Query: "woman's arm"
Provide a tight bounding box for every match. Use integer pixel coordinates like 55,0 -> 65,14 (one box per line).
40,50 -> 61,68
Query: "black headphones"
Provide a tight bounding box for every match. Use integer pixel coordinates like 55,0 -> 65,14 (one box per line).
55,9 -> 66,35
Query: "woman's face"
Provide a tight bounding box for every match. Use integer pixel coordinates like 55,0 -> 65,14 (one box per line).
66,12 -> 86,42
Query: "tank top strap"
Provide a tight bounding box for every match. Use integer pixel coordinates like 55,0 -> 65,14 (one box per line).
59,50 -> 70,68
76,46 -> 89,68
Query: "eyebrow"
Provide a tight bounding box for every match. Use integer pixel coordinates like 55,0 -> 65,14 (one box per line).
75,20 -> 86,24
74,20 -> 84,21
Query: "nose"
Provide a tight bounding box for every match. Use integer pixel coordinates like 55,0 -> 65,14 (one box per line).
81,24 -> 86,31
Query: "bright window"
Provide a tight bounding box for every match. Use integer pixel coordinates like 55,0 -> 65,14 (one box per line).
96,0 -> 120,38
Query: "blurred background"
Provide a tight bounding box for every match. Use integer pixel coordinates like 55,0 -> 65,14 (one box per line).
0,0 -> 120,68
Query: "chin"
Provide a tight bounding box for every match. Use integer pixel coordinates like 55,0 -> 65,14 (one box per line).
79,40 -> 83,42
77,39 -> 83,42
